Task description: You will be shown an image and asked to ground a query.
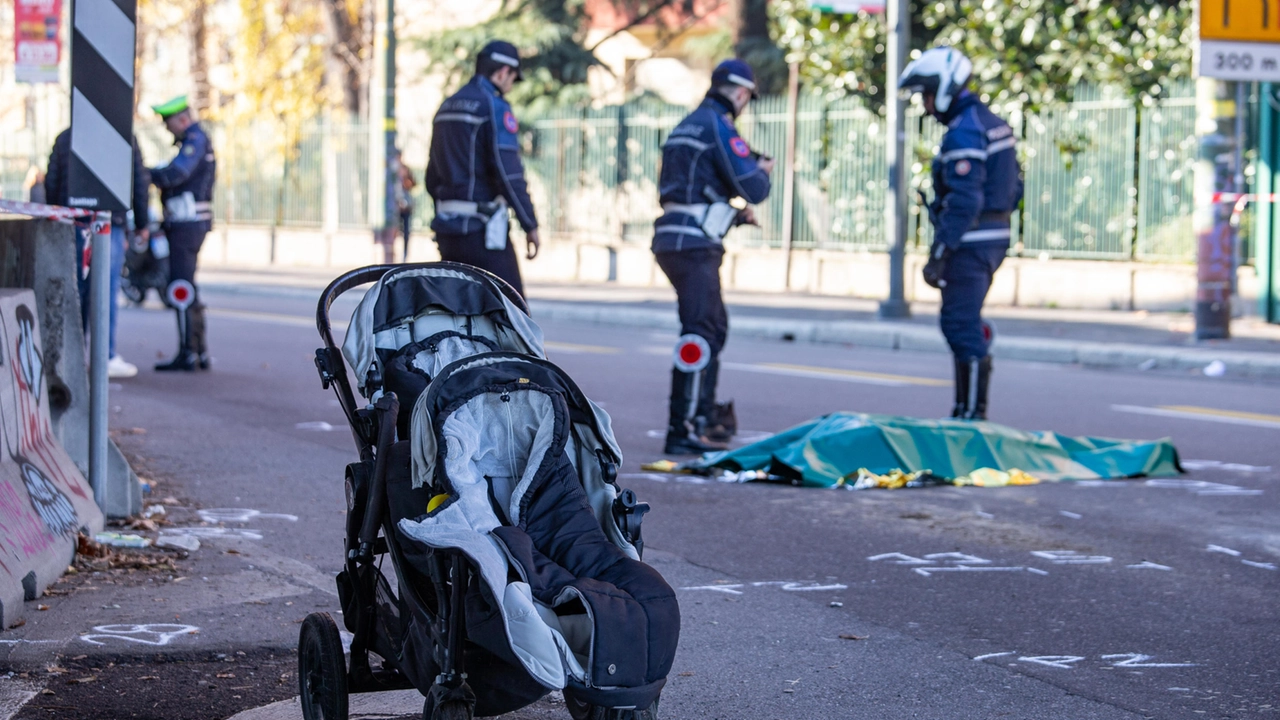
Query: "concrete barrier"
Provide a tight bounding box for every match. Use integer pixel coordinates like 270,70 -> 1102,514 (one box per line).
0,219 -> 140,518
0,288 -> 105,629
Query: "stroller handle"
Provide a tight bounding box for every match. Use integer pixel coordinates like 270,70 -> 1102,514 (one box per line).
314,261 -> 530,351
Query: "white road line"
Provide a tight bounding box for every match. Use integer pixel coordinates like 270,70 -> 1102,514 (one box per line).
0,678 -> 42,720
1111,404 -> 1280,430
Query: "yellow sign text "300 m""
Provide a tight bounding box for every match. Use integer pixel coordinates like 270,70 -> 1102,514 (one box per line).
1201,0 -> 1280,43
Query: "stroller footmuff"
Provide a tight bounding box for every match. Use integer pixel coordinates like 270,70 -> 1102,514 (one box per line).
399,355 -> 679,712
307,263 -> 679,720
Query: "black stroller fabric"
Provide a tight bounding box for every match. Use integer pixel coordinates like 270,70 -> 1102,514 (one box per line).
396,356 -> 679,709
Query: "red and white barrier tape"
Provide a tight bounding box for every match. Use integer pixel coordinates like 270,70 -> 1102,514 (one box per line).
0,198 -> 97,224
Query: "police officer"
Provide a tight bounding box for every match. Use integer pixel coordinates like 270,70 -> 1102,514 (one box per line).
425,40 -> 539,297
149,96 -> 217,372
654,59 -> 773,455
899,48 -> 1023,419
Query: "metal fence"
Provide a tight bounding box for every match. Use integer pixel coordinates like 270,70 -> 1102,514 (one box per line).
0,88 -> 1217,264
529,88 -> 1215,263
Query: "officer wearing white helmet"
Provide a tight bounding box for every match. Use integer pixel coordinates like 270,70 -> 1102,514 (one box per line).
899,47 -> 1023,420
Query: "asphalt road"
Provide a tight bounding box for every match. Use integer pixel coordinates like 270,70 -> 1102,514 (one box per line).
4,281 -> 1277,720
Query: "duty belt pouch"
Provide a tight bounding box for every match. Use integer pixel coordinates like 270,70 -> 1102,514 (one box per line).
700,202 -> 737,244
164,192 -> 199,222
480,201 -> 509,251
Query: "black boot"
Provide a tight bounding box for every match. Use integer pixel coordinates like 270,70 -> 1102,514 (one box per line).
705,400 -> 737,444
664,367 -> 728,455
951,357 -> 972,418
190,302 -> 210,370
968,356 -> 992,420
155,306 -> 198,372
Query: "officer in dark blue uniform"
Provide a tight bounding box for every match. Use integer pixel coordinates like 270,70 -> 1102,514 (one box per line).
149,96 -> 217,372
899,48 -> 1023,419
425,40 -> 539,298
654,59 -> 773,455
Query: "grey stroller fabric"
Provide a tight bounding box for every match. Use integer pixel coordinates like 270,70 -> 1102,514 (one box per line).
397,355 -> 677,699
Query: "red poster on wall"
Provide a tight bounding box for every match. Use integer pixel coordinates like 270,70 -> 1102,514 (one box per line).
14,0 -> 62,84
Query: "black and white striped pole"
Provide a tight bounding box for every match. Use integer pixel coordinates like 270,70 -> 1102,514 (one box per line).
66,0 -> 138,511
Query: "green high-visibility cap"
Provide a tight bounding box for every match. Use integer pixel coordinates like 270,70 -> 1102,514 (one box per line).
151,96 -> 190,119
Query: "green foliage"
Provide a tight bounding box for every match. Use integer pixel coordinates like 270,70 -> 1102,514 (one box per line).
771,0 -> 1194,111
412,0 -> 605,118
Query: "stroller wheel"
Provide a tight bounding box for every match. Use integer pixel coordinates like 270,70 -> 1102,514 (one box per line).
567,696 -> 659,720
121,280 -> 145,306
298,612 -> 349,720
431,700 -> 472,720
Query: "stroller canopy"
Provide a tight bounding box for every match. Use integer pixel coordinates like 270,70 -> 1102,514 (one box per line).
342,265 -> 545,397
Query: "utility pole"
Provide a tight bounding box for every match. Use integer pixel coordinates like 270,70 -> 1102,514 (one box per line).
879,0 -> 911,319
382,0 -> 398,263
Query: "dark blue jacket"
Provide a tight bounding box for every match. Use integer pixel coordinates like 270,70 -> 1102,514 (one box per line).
929,92 -> 1023,250
425,75 -> 538,235
150,122 -> 217,230
652,93 -> 771,253
44,129 -> 150,230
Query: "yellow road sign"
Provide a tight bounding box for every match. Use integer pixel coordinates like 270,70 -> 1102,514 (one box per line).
1201,0 -> 1280,43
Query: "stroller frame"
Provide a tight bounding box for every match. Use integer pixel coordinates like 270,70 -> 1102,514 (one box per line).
310,262 -> 530,718
307,262 -> 653,720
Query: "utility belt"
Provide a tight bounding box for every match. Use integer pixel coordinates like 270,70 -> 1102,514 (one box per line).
163,192 -> 212,223
436,197 -> 509,250
960,211 -> 1013,243
662,202 -> 738,244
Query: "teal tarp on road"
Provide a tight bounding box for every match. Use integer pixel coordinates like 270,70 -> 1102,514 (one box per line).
693,413 -> 1182,488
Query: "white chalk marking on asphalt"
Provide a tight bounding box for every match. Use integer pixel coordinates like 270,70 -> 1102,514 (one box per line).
975,510 -> 995,519
0,678 -> 42,720
723,361 -> 948,387
1181,459 -> 1272,472
295,421 -> 335,432
1111,404 -> 1280,430
867,552 -> 932,565
1019,655 -> 1085,669
80,624 -> 199,646
733,430 -> 775,444
1026,567 -> 1050,576
198,509 -> 299,524
0,639 -> 59,646
162,527 -> 264,540
1059,510 -> 1083,519
1206,544 -> 1242,556
973,651 -> 1016,662
1127,561 -> 1173,571
680,584 -> 745,595
750,581 -> 849,592
1146,479 -> 1263,496
923,552 -> 991,565
1031,550 -> 1112,565
1241,559 -> 1278,570
1074,480 -> 1123,487
913,566 -> 1031,577
543,341 -> 620,355
1102,653 -> 1197,668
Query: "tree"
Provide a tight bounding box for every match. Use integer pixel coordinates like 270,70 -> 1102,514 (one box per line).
322,0 -> 372,118
771,0 -> 1194,111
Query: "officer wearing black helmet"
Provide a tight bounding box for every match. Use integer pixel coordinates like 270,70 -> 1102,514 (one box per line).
149,95 -> 217,372
898,47 -> 1023,420
655,59 -> 773,455
425,40 -> 540,297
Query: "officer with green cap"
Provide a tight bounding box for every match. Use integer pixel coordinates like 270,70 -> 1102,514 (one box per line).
149,96 -> 217,371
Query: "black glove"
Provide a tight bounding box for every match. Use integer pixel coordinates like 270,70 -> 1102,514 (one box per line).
922,242 -> 951,289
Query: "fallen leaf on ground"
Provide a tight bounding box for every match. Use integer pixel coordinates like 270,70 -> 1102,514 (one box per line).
838,634 -> 868,640
36,604 -> 49,611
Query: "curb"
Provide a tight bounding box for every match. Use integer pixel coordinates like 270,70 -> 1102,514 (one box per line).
527,300 -> 1280,380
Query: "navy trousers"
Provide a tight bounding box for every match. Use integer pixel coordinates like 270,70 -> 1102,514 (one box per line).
939,243 -> 1007,361
436,229 -> 524,299
655,248 -> 727,426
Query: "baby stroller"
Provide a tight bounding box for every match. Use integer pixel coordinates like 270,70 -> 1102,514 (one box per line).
121,219 -> 171,307
307,263 -> 679,720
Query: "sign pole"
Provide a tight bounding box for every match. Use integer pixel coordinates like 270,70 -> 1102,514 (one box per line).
878,0 -> 910,319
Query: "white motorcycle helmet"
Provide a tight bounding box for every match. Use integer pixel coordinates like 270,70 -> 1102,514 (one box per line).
898,47 -> 973,115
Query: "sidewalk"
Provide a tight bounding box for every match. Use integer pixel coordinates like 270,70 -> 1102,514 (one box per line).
198,266 -> 1280,380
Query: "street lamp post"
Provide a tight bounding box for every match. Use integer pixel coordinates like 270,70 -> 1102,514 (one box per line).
879,0 -> 911,319
382,0 -> 398,263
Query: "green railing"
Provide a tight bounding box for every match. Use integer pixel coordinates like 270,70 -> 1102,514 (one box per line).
528,88 -> 1216,263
